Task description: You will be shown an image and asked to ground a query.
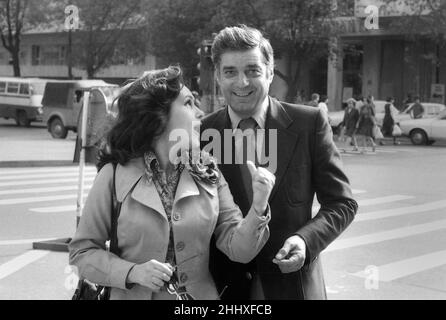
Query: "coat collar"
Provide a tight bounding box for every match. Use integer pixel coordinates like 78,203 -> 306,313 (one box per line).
115,157 -> 217,221
265,97 -> 299,200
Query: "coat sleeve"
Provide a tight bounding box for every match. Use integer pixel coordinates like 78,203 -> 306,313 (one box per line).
68,163 -> 136,290
213,173 -> 270,264
295,109 -> 358,264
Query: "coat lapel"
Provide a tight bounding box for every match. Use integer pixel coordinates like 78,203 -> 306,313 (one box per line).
266,97 -> 299,201
116,157 -> 168,221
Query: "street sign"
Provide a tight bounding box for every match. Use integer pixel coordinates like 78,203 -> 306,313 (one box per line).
430,83 -> 445,104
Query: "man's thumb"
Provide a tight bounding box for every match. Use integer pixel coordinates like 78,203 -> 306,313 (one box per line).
275,242 -> 291,260
246,160 -> 257,177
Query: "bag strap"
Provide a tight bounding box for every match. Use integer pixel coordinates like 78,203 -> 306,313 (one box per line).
109,162 -> 122,256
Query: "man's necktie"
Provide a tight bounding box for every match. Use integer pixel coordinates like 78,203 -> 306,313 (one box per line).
237,117 -> 258,206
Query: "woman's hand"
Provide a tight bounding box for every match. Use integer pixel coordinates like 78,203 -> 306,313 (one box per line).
247,161 -> 275,215
127,259 -> 173,292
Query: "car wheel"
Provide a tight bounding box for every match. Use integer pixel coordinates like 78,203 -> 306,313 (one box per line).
16,110 -> 30,127
49,117 -> 68,139
410,129 -> 428,145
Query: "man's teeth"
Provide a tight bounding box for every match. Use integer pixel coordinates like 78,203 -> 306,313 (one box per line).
234,92 -> 251,97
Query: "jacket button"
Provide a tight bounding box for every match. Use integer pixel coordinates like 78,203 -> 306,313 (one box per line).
245,272 -> 253,280
180,273 -> 188,283
173,213 -> 181,221
176,241 -> 185,251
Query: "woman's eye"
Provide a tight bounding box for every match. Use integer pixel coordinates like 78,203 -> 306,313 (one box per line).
185,99 -> 194,107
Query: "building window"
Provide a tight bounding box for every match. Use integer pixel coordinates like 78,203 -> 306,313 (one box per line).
0,82 -> 6,93
32,45 -> 41,65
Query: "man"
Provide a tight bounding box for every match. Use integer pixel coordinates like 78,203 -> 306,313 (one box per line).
201,25 -> 358,300
409,96 -> 425,119
308,93 -> 320,107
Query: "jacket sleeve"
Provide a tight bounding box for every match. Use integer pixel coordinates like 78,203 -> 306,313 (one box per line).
295,109 -> 358,264
213,173 -> 271,264
68,163 -> 136,290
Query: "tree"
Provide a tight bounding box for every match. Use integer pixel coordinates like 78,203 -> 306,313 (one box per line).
0,0 -> 29,76
143,0 -> 219,83
69,0 -> 145,79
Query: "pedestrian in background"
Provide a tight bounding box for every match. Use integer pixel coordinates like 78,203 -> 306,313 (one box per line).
408,96 -> 425,119
339,98 -> 359,152
307,93 -> 319,107
382,97 -> 400,145
318,95 -> 329,114
356,97 -> 377,153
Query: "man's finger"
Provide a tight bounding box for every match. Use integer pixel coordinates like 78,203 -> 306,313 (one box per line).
275,241 -> 292,260
246,160 -> 257,177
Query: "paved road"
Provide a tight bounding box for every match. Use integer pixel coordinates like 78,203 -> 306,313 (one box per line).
0,138 -> 445,299
0,119 -> 76,163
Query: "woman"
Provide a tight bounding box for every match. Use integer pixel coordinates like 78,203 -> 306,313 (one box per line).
382,97 -> 400,145
68,66 -> 275,300
339,98 -> 359,152
356,96 -> 377,153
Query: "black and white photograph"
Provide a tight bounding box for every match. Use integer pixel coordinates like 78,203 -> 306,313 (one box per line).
0,0 -> 445,305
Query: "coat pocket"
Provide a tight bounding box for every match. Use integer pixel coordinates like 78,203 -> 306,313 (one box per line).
285,164 -> 312,206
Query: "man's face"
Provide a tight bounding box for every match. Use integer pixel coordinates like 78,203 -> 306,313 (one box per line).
216,47 -> 273,117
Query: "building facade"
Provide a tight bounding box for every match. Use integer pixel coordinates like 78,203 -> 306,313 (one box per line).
0,29 -> 157,84
328,0 -> 445,111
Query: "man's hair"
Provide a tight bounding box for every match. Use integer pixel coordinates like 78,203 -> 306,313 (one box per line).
311,93 -> 320,101
211,24 -> 274,70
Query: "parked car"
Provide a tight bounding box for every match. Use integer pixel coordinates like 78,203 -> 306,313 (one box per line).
395,102 -> 446,123
0,77 -> 49,126
399,109 -> 446,145
41,80 -> 117,139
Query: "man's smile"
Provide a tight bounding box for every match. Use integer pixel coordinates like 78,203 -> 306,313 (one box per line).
233,90 -> 254,97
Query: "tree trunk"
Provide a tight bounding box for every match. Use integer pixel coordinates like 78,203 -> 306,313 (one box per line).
12,50 -> 21,77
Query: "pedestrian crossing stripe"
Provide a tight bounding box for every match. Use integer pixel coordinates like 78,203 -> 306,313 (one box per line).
0,166 -> 96,176
0,176 -> 95,187
0,171 -> 96,181
0,194 -> 90,205
354,200 -> 446,222
0,185 -> 92,196
324,219 -> 446,252
351,250 -> 446,282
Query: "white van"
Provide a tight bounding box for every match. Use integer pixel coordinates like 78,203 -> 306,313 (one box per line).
0,77 -> 48,126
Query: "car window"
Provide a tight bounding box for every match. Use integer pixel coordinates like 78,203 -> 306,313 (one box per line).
19,83 -> 30,95
7,82 -> 19,94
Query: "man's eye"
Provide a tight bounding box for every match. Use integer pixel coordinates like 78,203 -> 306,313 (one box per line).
224,70 -> 236,77
247,69 -> 261,76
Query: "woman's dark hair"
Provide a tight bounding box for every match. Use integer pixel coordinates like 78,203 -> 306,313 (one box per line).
97,66 -> 183,170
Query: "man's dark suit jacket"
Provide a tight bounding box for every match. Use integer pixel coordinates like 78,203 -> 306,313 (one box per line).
200,97 -> 358,300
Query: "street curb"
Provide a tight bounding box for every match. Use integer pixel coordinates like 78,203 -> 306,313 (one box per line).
0,160 -> 76,168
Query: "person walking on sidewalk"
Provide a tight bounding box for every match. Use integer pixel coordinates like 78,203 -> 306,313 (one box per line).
382,97 -> 400,145
356,97 -> 377,153
339,98 -> 359,152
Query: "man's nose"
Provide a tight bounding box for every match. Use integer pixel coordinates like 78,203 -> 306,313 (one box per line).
236,73 -> 249,87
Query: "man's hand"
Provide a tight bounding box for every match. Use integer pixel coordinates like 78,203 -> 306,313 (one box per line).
272,235 -> 306,273
247,161 -> 275,215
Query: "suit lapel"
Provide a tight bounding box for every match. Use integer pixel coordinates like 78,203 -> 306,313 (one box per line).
266,97 -> 299,201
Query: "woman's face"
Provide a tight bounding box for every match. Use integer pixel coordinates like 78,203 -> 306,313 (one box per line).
165,86 -> 202,156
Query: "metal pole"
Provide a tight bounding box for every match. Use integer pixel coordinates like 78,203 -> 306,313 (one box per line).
76,91 -> 90,227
